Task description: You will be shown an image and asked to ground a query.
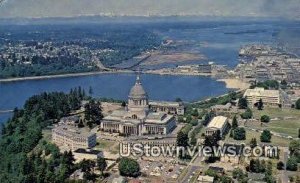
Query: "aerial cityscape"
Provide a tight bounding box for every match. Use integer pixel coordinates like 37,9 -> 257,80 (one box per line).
0,1 -> 299,183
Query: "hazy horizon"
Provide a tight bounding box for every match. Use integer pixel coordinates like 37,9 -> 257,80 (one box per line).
0,0 -> 299,20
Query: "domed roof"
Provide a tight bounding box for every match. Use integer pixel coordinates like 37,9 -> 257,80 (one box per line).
129,75 -> 147,98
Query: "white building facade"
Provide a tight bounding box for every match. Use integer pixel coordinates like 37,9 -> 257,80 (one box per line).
100,75 -> 177,136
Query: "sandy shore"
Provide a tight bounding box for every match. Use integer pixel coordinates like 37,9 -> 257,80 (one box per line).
217,78 -> 250,90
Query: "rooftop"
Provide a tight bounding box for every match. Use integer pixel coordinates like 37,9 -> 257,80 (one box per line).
207,116 -> 228,129
244,87 -> 280,97
197,175 -> 214,182
53,125 -> 95,138
149,100 -> 183,107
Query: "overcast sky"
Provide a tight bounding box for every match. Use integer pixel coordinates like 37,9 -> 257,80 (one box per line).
0,0 -> 299,19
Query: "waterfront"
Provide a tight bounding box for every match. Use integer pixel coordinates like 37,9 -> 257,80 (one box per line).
0,73 -> 231,123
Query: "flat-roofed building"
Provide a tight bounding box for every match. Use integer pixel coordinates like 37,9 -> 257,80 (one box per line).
211,103 -> 238,116
197,175 -> 214,183
243,87 -> 281,107
205,116 -> 229,137
52,125 -> 97,151
149,101 -> 184,115
73,148 -> 103,163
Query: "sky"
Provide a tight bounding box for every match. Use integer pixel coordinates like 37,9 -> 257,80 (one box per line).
0,0 -> 299,19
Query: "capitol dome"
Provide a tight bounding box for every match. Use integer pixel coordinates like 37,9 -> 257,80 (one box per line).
129,75 -> 147,98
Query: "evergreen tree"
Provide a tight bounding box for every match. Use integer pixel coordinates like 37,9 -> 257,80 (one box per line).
232,115 -> 238,129
97,157 -> 107,176
261,115 -> 270,123
238,98 -> 248,109
260,130 -> 272,142
177,131 -> 189,148
257,99 -> 264,110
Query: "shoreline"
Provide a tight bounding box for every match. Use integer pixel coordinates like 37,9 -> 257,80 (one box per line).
217,78 -> 250,90
0,70 -> 134,82
0,71 -> 251,92
0,69 -> 214,83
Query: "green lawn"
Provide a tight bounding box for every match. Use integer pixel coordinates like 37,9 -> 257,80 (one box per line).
95,139 -> 119,154
225,129 -> 291,147
252,108 -> 300,138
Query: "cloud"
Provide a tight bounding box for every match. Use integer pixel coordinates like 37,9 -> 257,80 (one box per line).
0,0 -> 299,19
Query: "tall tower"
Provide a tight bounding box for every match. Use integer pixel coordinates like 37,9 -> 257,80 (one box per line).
127,74 -> 149,119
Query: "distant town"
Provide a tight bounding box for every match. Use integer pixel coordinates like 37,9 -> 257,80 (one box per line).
0,22 -> 300,183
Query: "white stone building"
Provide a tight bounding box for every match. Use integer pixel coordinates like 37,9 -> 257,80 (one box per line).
205,116 -> 229,137
52,125 -> 96,150
100,75 -> 177,136
243,87 -> 281,107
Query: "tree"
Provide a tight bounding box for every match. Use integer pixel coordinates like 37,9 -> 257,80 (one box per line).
84,99 -> 103,125
121,101 -> 126,107
233,127 -> 246,140
289,140 -> 300,161
175,98 -> 182,102
257,99 -> 264,110
277,161 -> 284,170
190,119 -> 198,126
240,108 -> 253,119
260,115 -> 270,123
286,156 -> 298,171
88,86 -> 93,96
118,157 -> 140,177
238,98 -> 248,109
232,115 -> 238,129
296,98 -> 300,110
97,157 -> 107,176
185,115 -> 192,123
260,130 -> 272,142
250,138 -> 257,148
191,109 -> 199,117
177,131 -> 189,148
232,168 -> 245,180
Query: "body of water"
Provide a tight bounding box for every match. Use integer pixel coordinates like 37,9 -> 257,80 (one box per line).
0,73 -> 230,123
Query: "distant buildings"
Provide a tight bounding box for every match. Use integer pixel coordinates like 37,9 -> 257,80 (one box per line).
176,64 -> 212,74
205,116 -> 229,137
100,75 -> 178,136
52,125 -> 97,151
149,101 -> 184,115
211,103 -> 238,116
243,87 -> 281,107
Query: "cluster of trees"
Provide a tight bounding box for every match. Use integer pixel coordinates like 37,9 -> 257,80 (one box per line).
189,91 -> 242,110
232,168 -> 248,182
84,99 -> 103,128
205,168 -> 232,183
230,116 -> 246,140
240,108 -> 253,119
0,26 -> 161,78
251,80 -> 279,90
0,88 -> 88,182
118,157 -> 140,177
246,159 -> 275,183
0,56 -> 98,79
286,140 -> 300,171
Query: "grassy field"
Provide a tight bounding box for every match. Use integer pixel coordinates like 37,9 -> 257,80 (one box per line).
252,107 -> 300,138
95,139 -> 119,154
225,129 -> 291,147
